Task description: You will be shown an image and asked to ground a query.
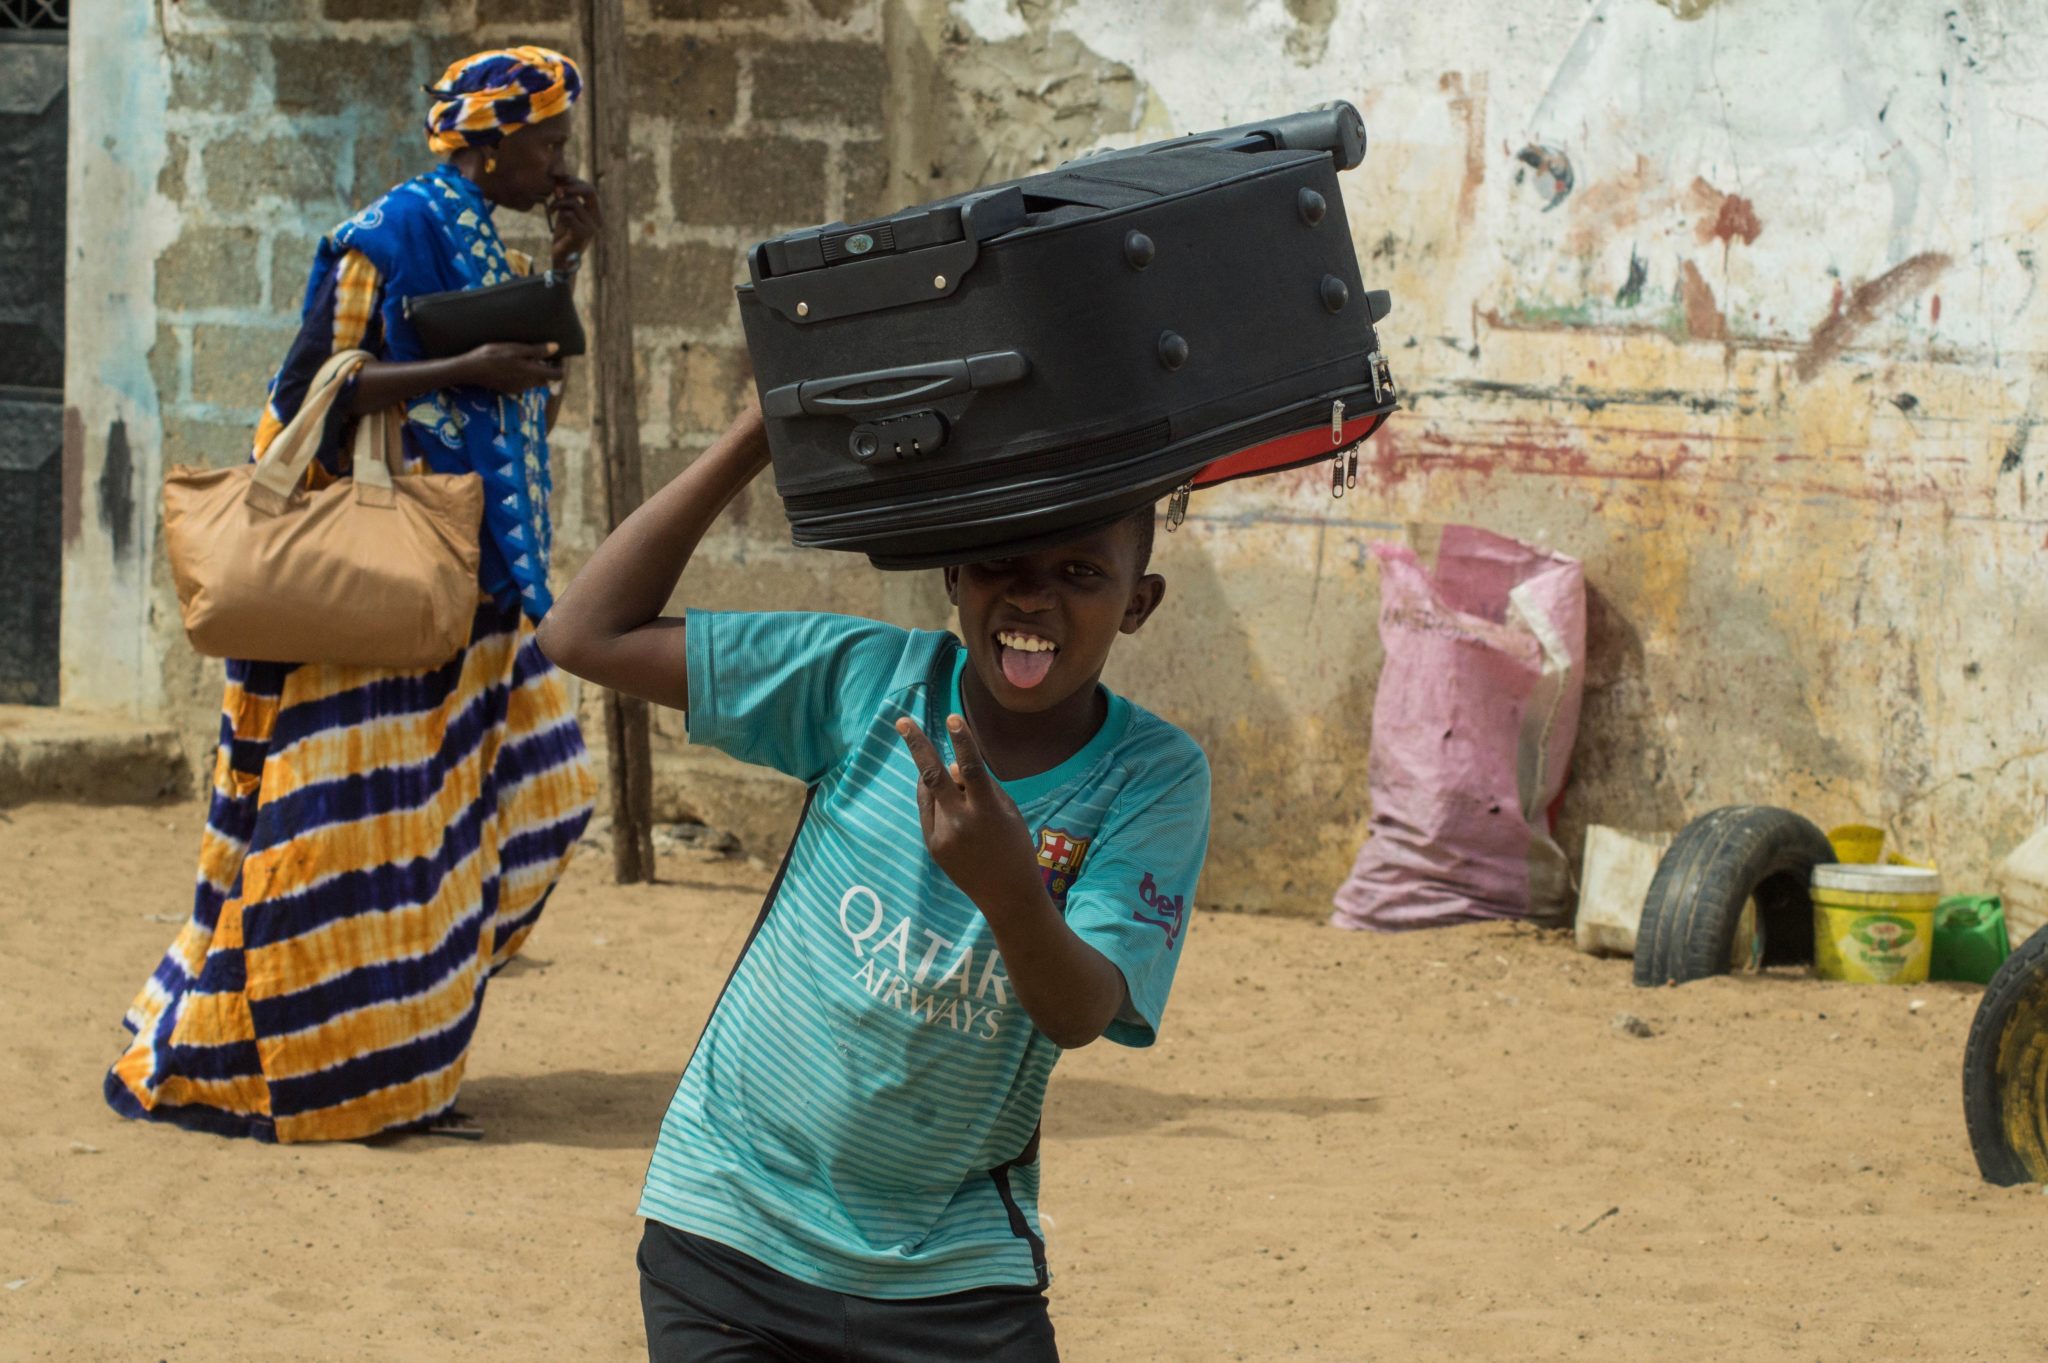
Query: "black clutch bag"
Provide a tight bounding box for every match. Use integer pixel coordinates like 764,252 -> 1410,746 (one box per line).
402,270 -> 587,359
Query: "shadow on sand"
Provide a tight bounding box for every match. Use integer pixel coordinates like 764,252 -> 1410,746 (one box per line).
1046,1077 -> 1380,1139
450,1068 -> 681,1149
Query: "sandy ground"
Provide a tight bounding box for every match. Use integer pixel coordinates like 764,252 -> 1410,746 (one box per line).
4,799 -> 2046,1362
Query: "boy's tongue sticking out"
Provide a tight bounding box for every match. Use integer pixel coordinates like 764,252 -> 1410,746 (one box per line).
996,630 -> 1057,689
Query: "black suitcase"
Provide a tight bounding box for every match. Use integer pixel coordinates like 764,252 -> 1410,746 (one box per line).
737,103 -> 1397,569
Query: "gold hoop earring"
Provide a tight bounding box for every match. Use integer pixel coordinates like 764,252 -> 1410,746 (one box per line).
484,153 -> 498,173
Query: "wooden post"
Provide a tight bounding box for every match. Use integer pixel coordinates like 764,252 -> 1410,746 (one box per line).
577,0 -> 656,884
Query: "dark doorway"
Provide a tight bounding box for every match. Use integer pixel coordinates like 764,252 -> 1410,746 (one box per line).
0,1 -> 67,706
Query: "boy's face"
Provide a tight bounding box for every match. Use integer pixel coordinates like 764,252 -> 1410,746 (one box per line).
944,518 -> 1167,716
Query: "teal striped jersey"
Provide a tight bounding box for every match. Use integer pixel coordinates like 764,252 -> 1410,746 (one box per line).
639,611 -> 1211,1298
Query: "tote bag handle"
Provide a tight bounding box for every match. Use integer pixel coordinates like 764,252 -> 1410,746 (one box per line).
349,403 -> 404,504
245,349 -> 394,513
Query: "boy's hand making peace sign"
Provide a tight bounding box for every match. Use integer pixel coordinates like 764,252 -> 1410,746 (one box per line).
894,714 -> 1045,912
895,712 -> 1129,1049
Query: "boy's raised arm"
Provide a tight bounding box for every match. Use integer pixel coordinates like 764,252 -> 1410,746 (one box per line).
535,402 -> 770,711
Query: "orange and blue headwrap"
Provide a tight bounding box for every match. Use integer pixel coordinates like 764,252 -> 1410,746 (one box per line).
424,46 -> 582,156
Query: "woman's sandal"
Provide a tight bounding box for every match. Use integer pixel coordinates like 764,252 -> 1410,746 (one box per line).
421,1107 -> 485,1141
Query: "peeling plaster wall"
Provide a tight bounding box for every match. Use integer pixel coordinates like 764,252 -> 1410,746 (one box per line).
70,0 -> 2048,913
64,7 -> 174,720
912,0 -> 2048,909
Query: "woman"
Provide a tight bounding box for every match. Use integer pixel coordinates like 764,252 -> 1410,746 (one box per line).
106,47 -> 602,1143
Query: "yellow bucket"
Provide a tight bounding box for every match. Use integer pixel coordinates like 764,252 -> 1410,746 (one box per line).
1812,864 -> 1941,984
1828,824 -> 1886,864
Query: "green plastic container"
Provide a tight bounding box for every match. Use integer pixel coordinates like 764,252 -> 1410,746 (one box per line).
1931,894 -> 2011,984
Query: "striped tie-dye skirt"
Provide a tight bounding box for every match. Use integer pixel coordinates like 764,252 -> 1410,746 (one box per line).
105,599 -> 597,1142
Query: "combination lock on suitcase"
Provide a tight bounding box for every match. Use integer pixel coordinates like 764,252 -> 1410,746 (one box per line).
738,102 -> 1397,568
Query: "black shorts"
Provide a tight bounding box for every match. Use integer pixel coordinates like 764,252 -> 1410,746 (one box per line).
638,1221 -> 1061,1363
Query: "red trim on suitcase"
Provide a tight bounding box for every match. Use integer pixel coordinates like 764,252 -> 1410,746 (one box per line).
1190,414 -> 1385,488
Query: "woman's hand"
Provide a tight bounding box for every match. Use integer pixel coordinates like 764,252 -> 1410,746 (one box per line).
459,341 -> 565,394
548,178 -> 601,273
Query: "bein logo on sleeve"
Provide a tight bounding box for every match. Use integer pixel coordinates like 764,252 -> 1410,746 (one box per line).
1132,872 -> 1186,949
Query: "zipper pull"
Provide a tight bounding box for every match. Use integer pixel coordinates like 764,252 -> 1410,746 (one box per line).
1165,482 -> 1191,531
1367,351 -> 1384,406
1347,445 -> 1359,488
1331,453 -> 1345,499
1330,397 -> 1345,444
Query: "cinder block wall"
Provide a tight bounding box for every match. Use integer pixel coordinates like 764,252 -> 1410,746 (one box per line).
130,0 -> 923,815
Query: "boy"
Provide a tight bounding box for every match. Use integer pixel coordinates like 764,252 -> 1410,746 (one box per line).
538,402 -> 1210,1362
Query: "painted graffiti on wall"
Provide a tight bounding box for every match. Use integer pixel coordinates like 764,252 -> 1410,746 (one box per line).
1655,0 -> 1726,20
933,0 -> 2048,904
1525,0 -> 2035,357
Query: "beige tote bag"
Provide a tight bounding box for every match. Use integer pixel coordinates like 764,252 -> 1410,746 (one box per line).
163,349 -> 485,669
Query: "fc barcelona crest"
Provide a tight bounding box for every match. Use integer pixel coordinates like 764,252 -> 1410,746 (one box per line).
1035,827 -> 1091,909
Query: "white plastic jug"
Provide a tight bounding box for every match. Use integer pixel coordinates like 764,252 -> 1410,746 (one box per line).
1996,825 -> 2048,949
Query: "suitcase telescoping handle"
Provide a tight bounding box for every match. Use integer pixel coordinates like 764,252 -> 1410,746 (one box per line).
1079,100 -> 1367,172
1204,101 -> 1367,170
761,351 -> 1029,420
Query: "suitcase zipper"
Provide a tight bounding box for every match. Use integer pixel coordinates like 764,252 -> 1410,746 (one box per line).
781,349 -> 1379,505
787,384 -> 1393,536
803,386 -> 1391,532
1165,483 -> 1191,530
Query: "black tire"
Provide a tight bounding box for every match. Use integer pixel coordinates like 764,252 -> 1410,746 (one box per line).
1963,924 -> 2048,1186
1632,806 -> 1835,987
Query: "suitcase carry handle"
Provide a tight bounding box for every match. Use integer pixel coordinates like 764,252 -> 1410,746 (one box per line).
762,351 -> 1030,419
746,189 -> 1027,326
754,186 -> 1027,280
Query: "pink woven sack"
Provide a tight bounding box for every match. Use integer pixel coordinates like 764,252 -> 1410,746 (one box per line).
1331,526 -> 1586,931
